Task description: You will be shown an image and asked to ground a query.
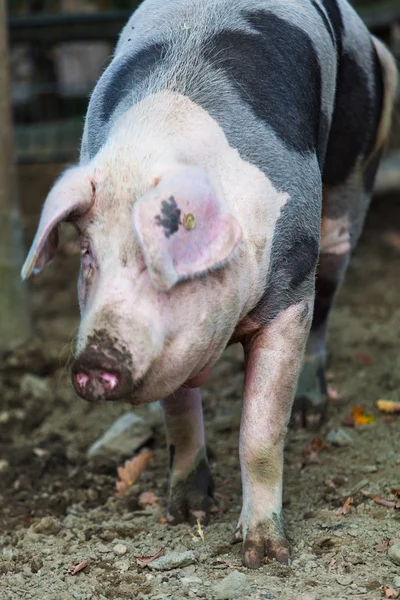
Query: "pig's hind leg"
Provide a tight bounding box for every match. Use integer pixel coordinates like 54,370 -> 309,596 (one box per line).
160,387 -> 213,525
294,37 -> 396,428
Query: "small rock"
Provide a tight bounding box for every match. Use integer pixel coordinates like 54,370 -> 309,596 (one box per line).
87,412 -> 153,459
181,576 -> 203,586
362,465 -> 378,474
31,516 -> 61,535
115,558 -> 130,573
149,550 -> 196,571
0,459 -> 9,472
388,542 -> 400,566
30,557 -> 43,573
335,575 -> 353,586
113,543 -> 127,556
326,428 -> 353,447
213,570 -> 251,600
20,374 -> 51,400
393,576 -> 400,588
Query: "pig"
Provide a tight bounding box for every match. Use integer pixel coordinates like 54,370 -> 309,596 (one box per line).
22,0 -> 397,569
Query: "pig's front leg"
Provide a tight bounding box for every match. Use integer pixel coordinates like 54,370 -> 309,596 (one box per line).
238,300 -> 313,568
160,388 -> 213,525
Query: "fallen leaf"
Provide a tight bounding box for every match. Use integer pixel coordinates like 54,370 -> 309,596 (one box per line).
115,452 -> 153,497
157,517 -> 168,525
135,547 -> 165,567
68,559 -> 89,575
384,231 -> 400,252
138,491 -> 159,508
196,519 -> 205,542
377,400 -> 400,414
392,489 -> 400,499
302,438 -> 327,467
382,586 -> 399,599
335,497 -> 353,516
376,538 -> 391,553
328,387 -> 343,401
325,479 -> 337,489
361,490 -> 400,510
220,559 -> 237,569
326,369 -> 335,381
345,406 -> 375,427
353,352 -> 373,365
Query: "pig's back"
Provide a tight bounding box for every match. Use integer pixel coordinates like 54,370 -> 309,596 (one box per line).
81,0 -> 339,175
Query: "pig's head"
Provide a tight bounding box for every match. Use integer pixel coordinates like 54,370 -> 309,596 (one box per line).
22,162 -> 242,404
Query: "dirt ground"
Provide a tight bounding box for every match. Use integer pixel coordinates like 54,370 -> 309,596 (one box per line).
0,169 -> 400,600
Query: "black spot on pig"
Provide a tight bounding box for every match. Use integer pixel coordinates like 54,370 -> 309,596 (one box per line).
155,196 -> 181,238
101,41 -> 169,122
323,47 -> 379,187
203,11 -> 323,161
250,231 -> 319,324
363,147 -> 383,194
169,444 -> 175,471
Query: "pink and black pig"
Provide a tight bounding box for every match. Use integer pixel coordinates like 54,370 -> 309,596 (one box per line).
22,0 -> 397,569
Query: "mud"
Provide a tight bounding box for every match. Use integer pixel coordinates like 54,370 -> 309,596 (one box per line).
0,169 -> 399,600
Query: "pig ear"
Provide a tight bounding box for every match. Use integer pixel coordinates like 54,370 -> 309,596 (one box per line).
21,166 -> 94,279
133,166 -> 242,291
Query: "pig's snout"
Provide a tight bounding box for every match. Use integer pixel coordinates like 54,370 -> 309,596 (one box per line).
71,346 -> 134,402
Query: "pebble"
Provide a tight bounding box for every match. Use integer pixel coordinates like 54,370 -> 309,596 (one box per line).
149,550 -> 196,571
115,558 -> 130,573
393,576 -> 400,588
335,575 -> 353,586
213,570 -> 251,600
31,516 -> 61,535
87,412 -> 153,459
181,576 -> 203,586
388,542 -> 400,566
20,374 -> 51,400
362,465 -> 378,474
326,428 -> 353,447
113,543 -> 127,556
30,557 -> 43,573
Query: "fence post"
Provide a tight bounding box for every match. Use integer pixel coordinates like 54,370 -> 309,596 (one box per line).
0,0 -> 32,350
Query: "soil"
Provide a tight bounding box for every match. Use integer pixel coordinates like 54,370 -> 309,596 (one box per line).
1,167 -> 400,600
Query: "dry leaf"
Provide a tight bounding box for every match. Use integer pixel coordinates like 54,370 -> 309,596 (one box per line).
392,489 -> 400,499
382,586 -> 399,599
139,491 -> 159,508
157,516 -> 168,525
353,352 -> 373,365
115,452 -> 153,497
384,231 -> 400,252
328,387 -> 343,401
345,406 -> 375,427
377,400 -> 400,414
196,519 -> 205,542
335,497 -> 353,516
220,559 -> 237,569
325,479 -> 337,489
376,538 -> 391,553
68,559 -> 89,575
135,547 -> 165,567
361,490 -> 400,510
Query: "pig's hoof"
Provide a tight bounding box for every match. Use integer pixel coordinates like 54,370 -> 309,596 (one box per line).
293,355 -> 328,429
240,522 -> 291,569
167,459 -> 214,526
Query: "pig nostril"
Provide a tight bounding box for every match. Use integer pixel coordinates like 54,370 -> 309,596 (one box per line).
99,371 -> 119,390
75,372 -> 89,388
